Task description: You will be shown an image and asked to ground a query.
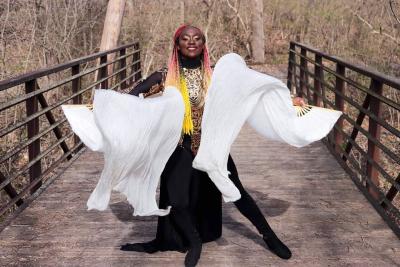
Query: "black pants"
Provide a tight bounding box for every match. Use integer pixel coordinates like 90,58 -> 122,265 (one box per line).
155,144 -> 222,251
154,136 -> 272,251
228,155 -> 274,236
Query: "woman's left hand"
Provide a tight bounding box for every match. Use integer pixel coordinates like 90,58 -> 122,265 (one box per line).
292,97 -> 306,107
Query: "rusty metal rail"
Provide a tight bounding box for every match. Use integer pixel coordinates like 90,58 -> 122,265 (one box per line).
0,42 -> 141,228
287,41 -> 400,237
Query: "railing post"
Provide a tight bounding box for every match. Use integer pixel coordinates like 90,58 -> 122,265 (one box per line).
133,43 -> 142,82
287,42 -> 295,93
99,55 -> 108,89
313,54 -> 323,106
334,64 -> 345,153
72,64 -> 81,145
299,48 -> 308,99
119,48 -> 127,90
25,79 -> 42,194
366,79 -> 383,199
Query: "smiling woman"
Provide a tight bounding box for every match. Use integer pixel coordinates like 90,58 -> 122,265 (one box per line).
122,25 -> 218,267
119,25 -> 293,267
177,27 -> 205,58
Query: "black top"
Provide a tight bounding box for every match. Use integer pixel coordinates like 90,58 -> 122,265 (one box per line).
128,71 -> 163,96
128,54 -> 202,96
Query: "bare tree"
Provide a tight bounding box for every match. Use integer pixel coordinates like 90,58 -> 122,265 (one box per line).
250,0 -> 265,63
180,0 -> 185,24
99,0 -> 126,75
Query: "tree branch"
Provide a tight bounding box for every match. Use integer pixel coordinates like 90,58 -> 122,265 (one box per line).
389,0 -> 400,26
352,11 -> 400,45
225,0 -> 248,31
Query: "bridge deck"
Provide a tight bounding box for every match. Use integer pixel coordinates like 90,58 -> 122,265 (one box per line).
0,125 -> 399,266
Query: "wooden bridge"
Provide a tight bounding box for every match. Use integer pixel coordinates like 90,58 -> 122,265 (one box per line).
0,42 -> 399,266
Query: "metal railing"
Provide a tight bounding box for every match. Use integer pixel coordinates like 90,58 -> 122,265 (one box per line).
287,41 -> 400,237
0,42 -> 141,229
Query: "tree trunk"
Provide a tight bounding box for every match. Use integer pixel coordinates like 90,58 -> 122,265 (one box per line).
99,0 -> 126,76
250,0 -> 265,63
180,0 -> 185,24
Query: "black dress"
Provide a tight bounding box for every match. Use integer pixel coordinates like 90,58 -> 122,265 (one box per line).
127,57 -> 284,254
128,57 -> 222,251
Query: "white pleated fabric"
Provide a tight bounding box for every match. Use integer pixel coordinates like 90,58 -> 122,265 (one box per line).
62,53 -> 341,216
192,53 -> 342,202
62,87 -> 184,216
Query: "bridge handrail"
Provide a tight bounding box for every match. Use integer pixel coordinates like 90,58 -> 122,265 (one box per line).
290,41 -> 400,90
0,42 -> 139,91
287,41 -> 400,238
0,42 -> 142,229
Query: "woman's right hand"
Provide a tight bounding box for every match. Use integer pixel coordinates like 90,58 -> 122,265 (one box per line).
292,97 -> 306,107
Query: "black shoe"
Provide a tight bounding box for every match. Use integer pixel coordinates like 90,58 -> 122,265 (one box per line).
120,239 -> 159,254
262,234 -> 292,259
184,242 -> 202,267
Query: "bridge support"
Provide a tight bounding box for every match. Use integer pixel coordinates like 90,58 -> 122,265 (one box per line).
366,79 -> 383,200
25,79 -> 42,194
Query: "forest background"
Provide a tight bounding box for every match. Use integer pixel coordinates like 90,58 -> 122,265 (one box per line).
0,0 -> 399,221
1,0 -> 399,79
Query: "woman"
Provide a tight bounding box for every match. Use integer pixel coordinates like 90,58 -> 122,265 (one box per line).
120,25 -> 295,265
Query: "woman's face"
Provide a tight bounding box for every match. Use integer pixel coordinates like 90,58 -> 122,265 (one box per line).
177,27 -> 205,59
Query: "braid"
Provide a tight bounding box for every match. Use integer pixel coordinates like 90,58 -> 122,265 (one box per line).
165,24 -> 212,135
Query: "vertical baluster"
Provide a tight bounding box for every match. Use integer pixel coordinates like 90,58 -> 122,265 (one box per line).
366,79 -> 383,199
287,42 -> 295,93
71,64 -> 81,146
119,48 -> 127,90
99,55 -> 108,89
299,48 -> 309,99
96,55 -> 108,89
25,79 -> 42,194
133,43 -> 142,82
334,64 -> 345,153
314,54 -> 323,106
